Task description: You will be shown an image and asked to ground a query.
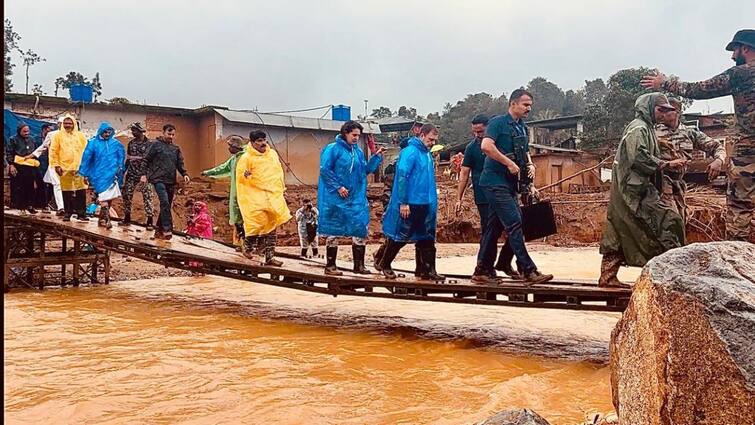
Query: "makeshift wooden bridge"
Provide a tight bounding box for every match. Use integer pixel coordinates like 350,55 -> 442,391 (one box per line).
3,210 -> 631,312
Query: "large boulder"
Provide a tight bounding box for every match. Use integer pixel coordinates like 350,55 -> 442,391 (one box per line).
610,241 -> 755,424
478,409 -> 550,425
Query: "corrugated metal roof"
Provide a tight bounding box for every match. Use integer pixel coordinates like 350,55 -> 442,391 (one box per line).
214,109 -> 380,134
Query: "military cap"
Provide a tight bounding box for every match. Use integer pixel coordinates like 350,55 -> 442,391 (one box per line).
725,29 -> 755,51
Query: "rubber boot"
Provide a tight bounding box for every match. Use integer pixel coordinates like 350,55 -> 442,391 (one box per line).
312,248 -> 319,257
418,245 -> 445,281
352,245 -> 371,274
379,240 -> 403,280
325,246 -> 342,276
121,212 -> 131,227
145,215 -> 154,230
300,248 -> 308,258
598,252 -> 629,288
373,241 -> 386,271
264,233 -> 282,267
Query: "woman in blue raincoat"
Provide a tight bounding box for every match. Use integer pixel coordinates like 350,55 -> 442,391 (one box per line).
318,120 -> 382,275
379,124 -> 444,281
78,121 -> 125,229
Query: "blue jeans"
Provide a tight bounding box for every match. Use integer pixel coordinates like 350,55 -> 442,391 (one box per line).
476,202 -> 515,274
476,185 -> 536,274
153,182 -> 175,232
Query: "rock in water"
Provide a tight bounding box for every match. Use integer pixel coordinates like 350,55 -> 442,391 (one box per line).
610,241 -> 755,425
478,408 -> 550,425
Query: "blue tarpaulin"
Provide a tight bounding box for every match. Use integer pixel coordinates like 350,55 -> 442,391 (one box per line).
3,109 -> 54,144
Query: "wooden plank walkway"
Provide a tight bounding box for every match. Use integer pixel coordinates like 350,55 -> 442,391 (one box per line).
3,210 -> 632,311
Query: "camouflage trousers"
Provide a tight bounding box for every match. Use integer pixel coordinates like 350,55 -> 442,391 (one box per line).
246,232 -> 277,262
122,173 -> 154,217
660,177 -> 687,224
726,150 -> 755,241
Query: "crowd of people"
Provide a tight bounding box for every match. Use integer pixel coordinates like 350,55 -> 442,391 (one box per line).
4,29 -> 752,285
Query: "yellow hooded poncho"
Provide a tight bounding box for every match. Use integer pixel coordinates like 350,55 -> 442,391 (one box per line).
49,114 -> 88,191
235,144 -> 291,236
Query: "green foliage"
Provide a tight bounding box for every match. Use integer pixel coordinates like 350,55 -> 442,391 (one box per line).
434,92 -> 508,149
19,48 -> 45,94
91,72 -> 102,101
562,89 -> 586,116
31,83 -> 44,95
54,71 -> 103,99
370,106 -> 392,118
4,19 -> 20,92
527,77 -> 566,118
107,97 -> 131,105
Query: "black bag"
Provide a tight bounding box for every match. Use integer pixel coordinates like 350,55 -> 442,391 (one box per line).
521,200 -> 557,241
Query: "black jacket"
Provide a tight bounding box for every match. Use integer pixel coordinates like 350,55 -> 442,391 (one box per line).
6,135 -> 36,160
144,137 -> 188,184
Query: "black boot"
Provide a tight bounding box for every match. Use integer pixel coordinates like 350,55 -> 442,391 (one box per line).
379,240 -> 403,279
352,245 -> 371,274
418,245 -> 445,281
312,248 -> 319,257
325,246 -> 342,276
145,215 -> 154,230
121,212 -> 131,226
373,241 -> 386,271
300,248 -> 308,258
414,244 -> 427,277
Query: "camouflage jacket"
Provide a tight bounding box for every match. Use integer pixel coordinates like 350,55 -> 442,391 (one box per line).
654,122 -> 726,164
662,62 -> 754,152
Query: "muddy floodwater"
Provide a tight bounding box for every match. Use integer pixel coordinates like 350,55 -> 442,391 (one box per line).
4,248 -> 640,424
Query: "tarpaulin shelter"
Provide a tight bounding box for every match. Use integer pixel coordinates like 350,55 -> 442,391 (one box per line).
3,109 -> 54,144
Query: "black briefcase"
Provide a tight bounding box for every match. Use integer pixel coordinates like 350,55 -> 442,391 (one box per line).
521,200 -> 557,241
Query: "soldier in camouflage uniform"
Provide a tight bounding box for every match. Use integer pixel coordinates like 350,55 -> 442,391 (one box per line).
120,122 -> 155,228
642,29 -> 755,241
654,97 -> 726,222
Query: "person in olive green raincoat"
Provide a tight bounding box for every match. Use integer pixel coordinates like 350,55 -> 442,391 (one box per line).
598,93 -> 688,287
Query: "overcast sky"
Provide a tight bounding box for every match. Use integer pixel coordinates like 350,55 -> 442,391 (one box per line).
5,0 -> 753,117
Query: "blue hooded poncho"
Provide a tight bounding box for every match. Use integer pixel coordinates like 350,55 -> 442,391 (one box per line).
382,137 -> 438,241
317,135 -> 382,238
78,121 -> 126,194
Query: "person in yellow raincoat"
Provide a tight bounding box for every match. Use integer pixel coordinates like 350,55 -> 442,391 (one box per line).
235,130 -> 291,266
49,114 -> 89,221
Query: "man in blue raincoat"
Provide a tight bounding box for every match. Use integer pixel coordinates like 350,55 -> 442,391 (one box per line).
379,124 -> 445,281
318,120 -> 383,275
78,121 -> 125,229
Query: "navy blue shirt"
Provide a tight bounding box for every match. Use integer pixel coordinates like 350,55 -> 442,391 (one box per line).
479,113 -> 528,187
462,137 -> 487,204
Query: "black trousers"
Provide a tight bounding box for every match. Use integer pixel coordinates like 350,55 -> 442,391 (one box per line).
62,189 -> 87,217
10,164 -> 37,209
153,182 -> 176,232
33,170 -> 51,208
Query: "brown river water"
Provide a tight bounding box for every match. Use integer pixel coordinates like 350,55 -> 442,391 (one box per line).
4,250 -> 640,424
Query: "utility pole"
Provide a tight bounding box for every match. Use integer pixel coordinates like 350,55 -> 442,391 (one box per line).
364,99 -> 368,118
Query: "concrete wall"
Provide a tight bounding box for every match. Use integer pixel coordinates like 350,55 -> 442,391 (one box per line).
532,153 -> 600,193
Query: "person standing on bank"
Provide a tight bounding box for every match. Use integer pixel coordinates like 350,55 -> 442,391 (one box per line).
318,120 -> 383,276
121,122 -> 155,229
471,89 -> 553,285
455,114 -> 520,280
201,135 -> 248,251
641,29 -> 755,241
49,114 -> 89,221
236,130 -> 291,266
141,123 -> 190,240
295,199 -> 319,258
379,124 -> 445,281
78,121 -> 126,229
6,123 -> 39,213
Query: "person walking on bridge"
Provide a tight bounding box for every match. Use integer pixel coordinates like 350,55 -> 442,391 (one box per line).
120,122 -> 154,229
142,123 -> 190,240
599,93 -> 686,288
49,114 -> 89,222
641,29 -> 755,241
236,130 -> 291,266
318,120 -> 383,276
201,135 -> 248,252
6,123 -> 40,214
29,117 -> 65,215
378,124 -> 445,281
78,122 -> 126,229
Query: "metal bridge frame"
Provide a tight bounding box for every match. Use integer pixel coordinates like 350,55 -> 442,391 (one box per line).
3,212 -> 631,312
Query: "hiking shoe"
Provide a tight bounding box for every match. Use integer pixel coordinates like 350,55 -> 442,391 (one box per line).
496,264 -> 523,280
381,268 -> 397,280
471,274 -> 499,285
265,258 -> 283,267
523,270 -> 553,286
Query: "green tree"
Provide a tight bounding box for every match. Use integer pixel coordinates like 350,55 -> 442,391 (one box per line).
370,106 -> 392,118
54,71 -> 89,97
562,89 -> 586,115
526,77 -> 565,119
91,72 -> 102,101
19,48 -> 44,94
397,105 -> 417,119
31,83 -> 44,95
107,97 -> 131,105
434,92 -> 508,149
4,19 -> 20,92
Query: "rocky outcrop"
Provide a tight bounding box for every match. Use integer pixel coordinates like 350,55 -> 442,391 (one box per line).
478,409 -> 550,425
610,241 -> 755,425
